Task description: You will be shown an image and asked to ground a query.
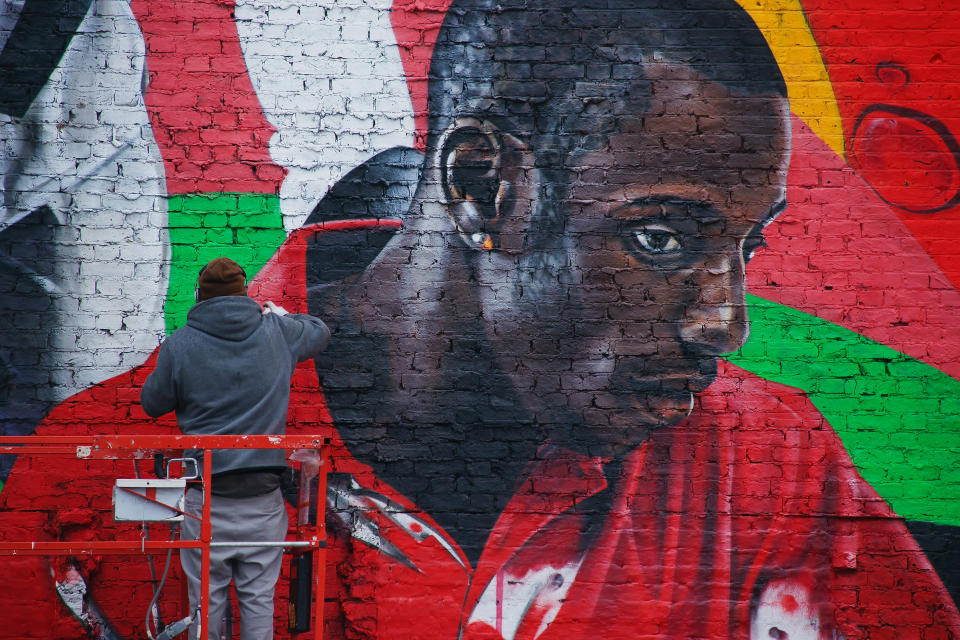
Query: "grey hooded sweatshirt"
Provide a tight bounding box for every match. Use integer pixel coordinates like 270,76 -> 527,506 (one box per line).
141,296 -> 330,475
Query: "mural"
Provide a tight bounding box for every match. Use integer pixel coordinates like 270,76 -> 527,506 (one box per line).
1,0 -> 959,638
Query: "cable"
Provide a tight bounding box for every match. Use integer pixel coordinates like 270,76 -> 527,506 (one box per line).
135,462 -> 165,628
145,523 -> 178,640
139,457 -> 202,639
147,521 -> 198,640
134,459 -> 165,633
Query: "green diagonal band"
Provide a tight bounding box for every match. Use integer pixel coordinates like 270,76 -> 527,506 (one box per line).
729,294 -> 960,526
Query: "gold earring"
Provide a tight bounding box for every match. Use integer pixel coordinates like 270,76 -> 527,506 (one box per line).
469,232 -> 494,251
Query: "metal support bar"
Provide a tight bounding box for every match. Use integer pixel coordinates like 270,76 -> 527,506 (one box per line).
0,540 -> 204,555
200,449 -> 212,640
209,541 -> 318,548
0,447 -> 77,455
313,453 -> 329,638
0,435 -> 331,448
0,540 -> 325,555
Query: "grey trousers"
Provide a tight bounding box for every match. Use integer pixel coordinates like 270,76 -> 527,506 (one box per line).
181,487 -> 288,640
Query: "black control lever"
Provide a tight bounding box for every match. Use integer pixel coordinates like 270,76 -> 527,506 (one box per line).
153,453 -> 166,479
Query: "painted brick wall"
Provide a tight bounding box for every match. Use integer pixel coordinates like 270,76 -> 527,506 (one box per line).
1,0 -> 959,638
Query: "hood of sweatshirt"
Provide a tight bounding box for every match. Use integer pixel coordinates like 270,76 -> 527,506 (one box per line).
186,296 -> 263,341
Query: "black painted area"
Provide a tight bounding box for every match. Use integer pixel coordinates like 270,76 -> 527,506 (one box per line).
304,146 -> 421,285
906,520 -> 960,607
305,146 -> 423,226
0,0 -> 93,118
306,227 -> 400,286
0,206 -> 59,481
305,147 -> 547,564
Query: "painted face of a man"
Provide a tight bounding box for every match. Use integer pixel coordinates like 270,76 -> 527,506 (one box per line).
480,62 -> 791,457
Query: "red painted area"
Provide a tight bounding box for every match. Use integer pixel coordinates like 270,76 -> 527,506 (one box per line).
780,593 -> 799,614
800,0 -> 960,287
391,0 -> 454,151
747,116 -> 960,381
0,245 -> 345,637
852,108 -> 960,213
5,357 -> 957,638
129,0 -> 284,194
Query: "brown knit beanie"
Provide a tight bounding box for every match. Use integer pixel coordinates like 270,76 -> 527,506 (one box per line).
196,257 -> 247,301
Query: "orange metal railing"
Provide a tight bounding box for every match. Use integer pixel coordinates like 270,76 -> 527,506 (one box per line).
0,434 -> 330,640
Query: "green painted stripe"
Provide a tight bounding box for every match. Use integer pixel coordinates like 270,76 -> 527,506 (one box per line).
728,294 -> 960,527
165,193 -> 287,333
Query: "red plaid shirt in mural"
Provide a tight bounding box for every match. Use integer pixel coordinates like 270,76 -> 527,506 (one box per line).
322,360 -> 960,640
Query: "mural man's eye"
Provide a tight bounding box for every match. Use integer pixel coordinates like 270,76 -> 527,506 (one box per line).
632,226 -> 683,255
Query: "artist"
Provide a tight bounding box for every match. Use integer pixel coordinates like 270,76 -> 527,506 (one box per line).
141,257 -> 330,640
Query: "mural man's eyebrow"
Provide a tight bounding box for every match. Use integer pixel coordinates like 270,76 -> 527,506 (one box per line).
616,196 -> 726,223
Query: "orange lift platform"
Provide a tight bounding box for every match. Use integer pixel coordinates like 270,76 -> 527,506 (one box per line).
0,433 -> 331,640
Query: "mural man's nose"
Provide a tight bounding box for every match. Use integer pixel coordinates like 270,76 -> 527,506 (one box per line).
678,254 -> 749,356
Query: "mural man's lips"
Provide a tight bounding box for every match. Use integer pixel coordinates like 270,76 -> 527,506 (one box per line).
614,357 -> 718,397
620,372 -> 717,396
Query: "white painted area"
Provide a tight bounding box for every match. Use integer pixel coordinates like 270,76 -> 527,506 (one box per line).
0,0 -> 168,404
750,578 -> 823,640
235,0 -> 415,232
54,565 -> 89,623
468,558 -> 585,640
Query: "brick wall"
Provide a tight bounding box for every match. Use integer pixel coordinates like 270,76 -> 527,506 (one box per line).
0,0 -> 958,638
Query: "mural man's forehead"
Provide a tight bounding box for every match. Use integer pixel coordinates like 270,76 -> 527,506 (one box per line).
424,0 -> 786,145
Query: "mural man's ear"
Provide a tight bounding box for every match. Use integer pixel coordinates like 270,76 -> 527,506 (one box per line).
438,117 -> 538,253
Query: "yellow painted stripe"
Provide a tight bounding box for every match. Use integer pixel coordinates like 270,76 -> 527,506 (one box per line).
736,0 -> 846,159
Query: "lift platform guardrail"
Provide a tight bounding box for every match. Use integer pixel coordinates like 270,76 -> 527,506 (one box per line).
0,433 -> 331,640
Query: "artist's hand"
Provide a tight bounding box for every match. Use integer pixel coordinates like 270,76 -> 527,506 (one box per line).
262,301 -> 289,316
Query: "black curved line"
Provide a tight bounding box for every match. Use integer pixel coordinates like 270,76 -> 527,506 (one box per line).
874,61 -> 910,86
850,104 -> 960,214
0,0 -> 94,118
